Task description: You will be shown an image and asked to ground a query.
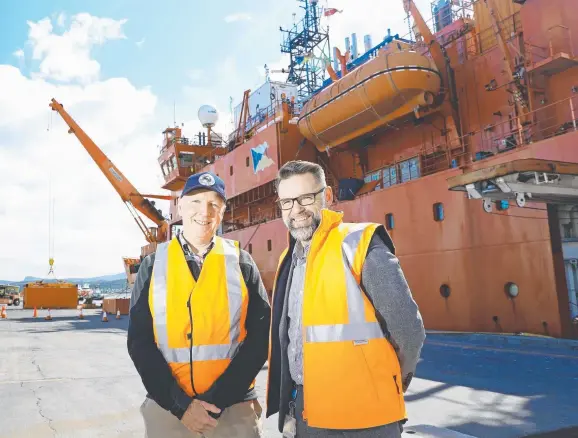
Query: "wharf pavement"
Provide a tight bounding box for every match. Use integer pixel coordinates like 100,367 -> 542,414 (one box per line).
0,307 -> 577,438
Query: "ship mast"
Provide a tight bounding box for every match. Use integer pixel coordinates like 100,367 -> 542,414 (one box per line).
280,0 -> 331,102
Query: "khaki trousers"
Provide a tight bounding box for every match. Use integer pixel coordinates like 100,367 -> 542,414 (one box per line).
140,397 -> 263,438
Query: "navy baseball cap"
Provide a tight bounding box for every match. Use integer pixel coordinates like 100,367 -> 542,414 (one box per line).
180,171 -> 227,201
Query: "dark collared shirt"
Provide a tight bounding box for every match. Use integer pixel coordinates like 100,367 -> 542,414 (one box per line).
127,235 -> 271,420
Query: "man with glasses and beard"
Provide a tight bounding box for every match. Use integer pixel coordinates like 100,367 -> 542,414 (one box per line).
265,160 -> 425,437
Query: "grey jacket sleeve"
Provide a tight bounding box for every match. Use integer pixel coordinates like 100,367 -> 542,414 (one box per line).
360,232 -> 426,392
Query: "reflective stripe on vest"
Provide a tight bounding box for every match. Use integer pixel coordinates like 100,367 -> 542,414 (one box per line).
305,223 -> 385,344
151,238 -> 243,364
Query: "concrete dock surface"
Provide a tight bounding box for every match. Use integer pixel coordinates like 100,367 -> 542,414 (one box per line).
0,307 -> 577,438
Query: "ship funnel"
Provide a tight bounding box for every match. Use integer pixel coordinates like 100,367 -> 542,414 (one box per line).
351,33 -> 358,59
333,47 -> 339,72
198,105 -> 219,128
364,35 -> 373,53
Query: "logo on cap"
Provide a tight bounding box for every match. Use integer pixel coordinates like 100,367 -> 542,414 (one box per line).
198,173 -> 215,186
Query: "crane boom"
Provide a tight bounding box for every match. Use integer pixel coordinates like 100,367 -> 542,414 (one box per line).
49,98 -> 169,244
484,0 -> 530,118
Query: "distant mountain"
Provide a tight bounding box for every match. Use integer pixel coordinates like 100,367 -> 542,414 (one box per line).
1,273 -> 128,291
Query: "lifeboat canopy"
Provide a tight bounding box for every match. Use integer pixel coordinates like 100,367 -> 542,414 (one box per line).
297,44 -> 442,152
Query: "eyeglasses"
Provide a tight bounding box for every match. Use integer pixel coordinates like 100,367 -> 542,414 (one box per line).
276,187 -> 326,210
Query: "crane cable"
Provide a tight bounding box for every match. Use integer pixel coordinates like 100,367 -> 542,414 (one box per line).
47,111 -> 56,279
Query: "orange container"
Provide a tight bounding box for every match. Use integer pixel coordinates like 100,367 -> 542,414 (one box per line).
22,282 -> 78,309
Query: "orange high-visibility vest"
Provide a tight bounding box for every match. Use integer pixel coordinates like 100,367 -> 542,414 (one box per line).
149,236 -> 250,396
269,209 -> 406,429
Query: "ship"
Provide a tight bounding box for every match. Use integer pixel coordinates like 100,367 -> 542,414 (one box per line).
51,0 -> 578,339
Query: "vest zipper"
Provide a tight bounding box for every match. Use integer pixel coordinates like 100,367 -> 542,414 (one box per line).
298,212 -> 328,423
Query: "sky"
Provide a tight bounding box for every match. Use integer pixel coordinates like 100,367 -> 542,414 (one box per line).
0,0 -> 434,281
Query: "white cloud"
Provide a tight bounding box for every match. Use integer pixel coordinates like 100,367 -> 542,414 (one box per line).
224,13 -> 252,23
26,13 -> 127,84
13,49 -> 24,59
136,38 -> 145,48
0,14 -> 171,282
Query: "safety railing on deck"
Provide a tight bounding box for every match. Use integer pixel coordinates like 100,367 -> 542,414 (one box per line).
222,203 -> 281,234
224,103 -> 281,150
525,25 -> 575,66
362,94 -> 578,194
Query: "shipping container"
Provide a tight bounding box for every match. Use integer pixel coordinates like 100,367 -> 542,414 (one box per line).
22,282 -> 78,309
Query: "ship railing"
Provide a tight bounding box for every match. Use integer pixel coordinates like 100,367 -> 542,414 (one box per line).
525,25 -> 575,66
461,94 -> 578,159
463,12 -> 522,57
158,135 -> 205,154
362,95 -> 578,191
223,103 -> 281,151
222,204 -> 281,234
441,94 -> 578,166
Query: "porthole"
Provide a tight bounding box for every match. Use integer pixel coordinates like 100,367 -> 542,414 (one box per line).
440,284 -> 450,298
505,282 -> 519,298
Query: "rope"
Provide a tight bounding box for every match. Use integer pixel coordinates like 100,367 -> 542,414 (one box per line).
47,110 -> 57,279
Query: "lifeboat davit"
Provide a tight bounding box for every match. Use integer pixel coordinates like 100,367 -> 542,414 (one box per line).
297,49 -> 442,152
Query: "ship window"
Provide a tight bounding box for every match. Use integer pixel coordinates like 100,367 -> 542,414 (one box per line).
385,213 -> 394,230
230,166 -> 233,176
246,157 -> 250,167
400,157 -> 420,183
382,166 -> 398,188
267,240 -> 272,251
249,243 -> 253,254
178,152 -> 193,166
170,155 -> 178,171
433,203 -> 444,221
363,171 -> 382,190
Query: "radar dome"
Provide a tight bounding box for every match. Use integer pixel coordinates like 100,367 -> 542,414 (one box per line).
198,105 -> 219,128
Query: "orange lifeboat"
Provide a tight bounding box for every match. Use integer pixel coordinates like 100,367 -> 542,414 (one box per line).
297,48 -> 442,152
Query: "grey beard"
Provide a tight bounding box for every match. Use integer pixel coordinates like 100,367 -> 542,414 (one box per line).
287,214 -> 321,242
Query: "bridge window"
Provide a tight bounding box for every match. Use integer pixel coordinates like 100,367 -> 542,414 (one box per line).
364,170 -> 382,190
230,166 -> 233,176
246,157 -> 250,167
267,240 -> 272,251
382,166 -> 398,188
249,243 -> 253,254
399,157 -> 420,183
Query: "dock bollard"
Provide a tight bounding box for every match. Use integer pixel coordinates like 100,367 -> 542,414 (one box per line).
102,311 -> 108,322
116,309 -> 121,320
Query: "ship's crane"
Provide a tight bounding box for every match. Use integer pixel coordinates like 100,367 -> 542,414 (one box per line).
49,98 -> 171,255
403,0 -> 463,140
483,0 -> 530,119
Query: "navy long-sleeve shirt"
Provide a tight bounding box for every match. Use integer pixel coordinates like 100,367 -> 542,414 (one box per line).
126,241 -> 271,420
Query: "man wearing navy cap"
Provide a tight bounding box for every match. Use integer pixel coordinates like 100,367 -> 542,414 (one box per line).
128,171 -> 271,437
